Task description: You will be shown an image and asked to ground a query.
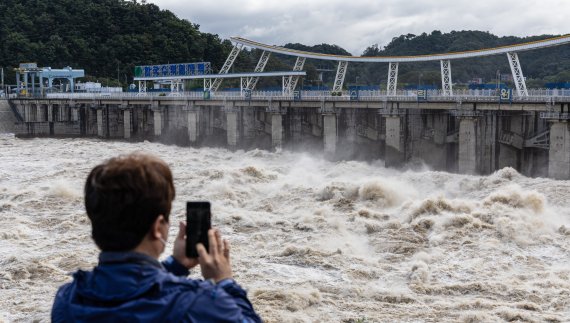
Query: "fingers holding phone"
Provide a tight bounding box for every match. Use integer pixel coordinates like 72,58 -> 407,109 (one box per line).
172,221 -> 199,269
197,229 -> 233,283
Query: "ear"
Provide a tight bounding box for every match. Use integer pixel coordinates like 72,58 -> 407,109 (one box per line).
150,215 -> 167,240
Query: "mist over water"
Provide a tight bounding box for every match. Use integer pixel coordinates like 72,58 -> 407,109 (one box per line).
0,134 -> 569,322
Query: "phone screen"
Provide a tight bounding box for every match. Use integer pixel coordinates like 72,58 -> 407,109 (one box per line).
186,201 -> 212,258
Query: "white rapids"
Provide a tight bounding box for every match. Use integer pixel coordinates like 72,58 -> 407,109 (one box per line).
0,134 -> 569,322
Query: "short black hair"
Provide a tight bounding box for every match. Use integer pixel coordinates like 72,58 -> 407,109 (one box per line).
84,153 -> 175,251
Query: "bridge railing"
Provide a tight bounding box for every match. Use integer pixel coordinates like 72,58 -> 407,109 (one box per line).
36,88 -> 570,101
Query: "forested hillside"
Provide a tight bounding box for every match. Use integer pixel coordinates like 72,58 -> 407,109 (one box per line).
0,0 -> 567,88
0,0 -> 231,85
353,30 -> 570,88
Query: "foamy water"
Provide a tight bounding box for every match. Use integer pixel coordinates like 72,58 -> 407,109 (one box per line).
0,134 -> 569,322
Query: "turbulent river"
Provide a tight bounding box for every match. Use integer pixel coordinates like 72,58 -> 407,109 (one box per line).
0,134 -> 569,322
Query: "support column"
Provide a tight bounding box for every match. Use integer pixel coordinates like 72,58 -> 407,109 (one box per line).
506,52 -> 528,97
97,108 -> 104,137
210,44 -> 243,92
187,107 -> 199,143
323,114 -> 337,156
242,107 -> 256,141
97,107 -> 105,137
202,106 -> 214,136
271,114 -> 283,149
332,61 -> 348,93
153,108 -> 163,136
387,62 -> 399,96
36,105 -> 44,122
48,105 -> 54,122
24,104 -> 31,122
72,106 -> 79,122
548,121 -> 570,179
226,109 -> 239,148
385,116 -> 404,166
123,109 -> 131,139
458,118 -> 477,174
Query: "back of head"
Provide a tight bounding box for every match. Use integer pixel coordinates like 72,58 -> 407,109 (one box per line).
84,153 -> 175,251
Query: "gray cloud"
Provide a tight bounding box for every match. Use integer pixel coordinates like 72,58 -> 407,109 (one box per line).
149,0 -> 570,55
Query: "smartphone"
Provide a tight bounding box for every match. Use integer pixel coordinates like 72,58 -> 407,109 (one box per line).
186,201 -> 212,258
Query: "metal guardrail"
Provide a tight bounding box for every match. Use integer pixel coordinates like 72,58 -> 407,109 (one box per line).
23,88 -> 570,102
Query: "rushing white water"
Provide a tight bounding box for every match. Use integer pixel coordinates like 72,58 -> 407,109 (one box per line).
0,134 -> 569,322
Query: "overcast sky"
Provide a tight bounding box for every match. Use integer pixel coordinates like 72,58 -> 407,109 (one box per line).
149,0 -> 570,55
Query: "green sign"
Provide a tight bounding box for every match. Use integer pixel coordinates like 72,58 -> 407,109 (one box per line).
134,66 -> 143,78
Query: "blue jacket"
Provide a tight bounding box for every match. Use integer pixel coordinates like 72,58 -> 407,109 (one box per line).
51,252 -> 262,322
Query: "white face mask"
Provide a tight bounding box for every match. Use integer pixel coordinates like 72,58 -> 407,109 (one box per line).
159,237 -> 167,247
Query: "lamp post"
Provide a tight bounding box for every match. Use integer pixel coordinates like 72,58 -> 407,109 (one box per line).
496,70 -> 500,92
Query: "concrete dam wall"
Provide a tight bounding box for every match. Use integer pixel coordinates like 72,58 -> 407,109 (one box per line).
5,98 -> 570,179
0,99 -> 19,134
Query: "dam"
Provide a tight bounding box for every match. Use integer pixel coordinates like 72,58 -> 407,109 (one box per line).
2,90 -> 569,180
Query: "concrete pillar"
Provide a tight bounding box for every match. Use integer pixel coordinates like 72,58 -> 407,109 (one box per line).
385,116 -> 404,166
72,107 -> 79,122
226,111 -> 238,148
271,114 -> 283,149
458,118 -> 477,174
48,105 -> 53,122
97,109 -> 104,137
153,109 -> 162,136
58,105 -> 66,122
242,107 -> 256,140
323,114 -> 337,155
206,107 -> 214,136
36,105 -> 44,122
123,109 -> 131,139
187,109 -> 199,143
548,121 -> 570,179
24,105 -> 31,122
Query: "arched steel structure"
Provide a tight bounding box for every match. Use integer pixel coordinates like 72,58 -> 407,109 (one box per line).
230,35 -> 570,62
208,35 -> 570,97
